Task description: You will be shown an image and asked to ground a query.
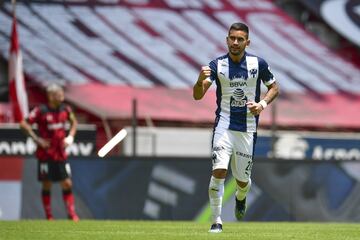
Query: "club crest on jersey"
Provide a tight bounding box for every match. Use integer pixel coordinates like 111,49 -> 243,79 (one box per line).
231,88 -> 246,107
249,68 -> 257,78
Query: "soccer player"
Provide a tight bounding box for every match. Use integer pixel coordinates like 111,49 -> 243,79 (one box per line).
20,83 -> 79,221
193,22 -> 280,233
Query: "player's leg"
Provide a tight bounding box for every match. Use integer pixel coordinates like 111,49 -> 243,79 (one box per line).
58,162 -> 79,221
60,178 -> 79,221
208,129 -> 232,233
230,131 -> 255,220
208,169 -> 226,233
234,178 -> 251,220
38,161 -> 54,220
41,180 -> 53,220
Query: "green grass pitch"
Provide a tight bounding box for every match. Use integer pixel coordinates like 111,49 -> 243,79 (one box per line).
1,220 -> 359,240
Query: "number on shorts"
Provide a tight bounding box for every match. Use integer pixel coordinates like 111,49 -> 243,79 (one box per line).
40,163 -> 48,174
245,161 -> 253,175
65,163 -> 71,176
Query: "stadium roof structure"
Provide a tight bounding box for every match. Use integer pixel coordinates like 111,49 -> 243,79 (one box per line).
299,0 -> 360,48
0,0 -> 359,130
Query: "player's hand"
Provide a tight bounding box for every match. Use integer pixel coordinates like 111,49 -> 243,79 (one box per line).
197,66 -> 211,85
246,101 -> 263,116
36,137 -> 50,149
64,135 -> 74,147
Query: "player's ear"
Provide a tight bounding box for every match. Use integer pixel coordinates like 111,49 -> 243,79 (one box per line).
246,39 -> 250,47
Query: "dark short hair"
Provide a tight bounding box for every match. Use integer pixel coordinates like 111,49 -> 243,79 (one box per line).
228,22 -> 249,38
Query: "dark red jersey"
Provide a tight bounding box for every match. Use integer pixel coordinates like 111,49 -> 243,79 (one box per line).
27,103 -> 73,161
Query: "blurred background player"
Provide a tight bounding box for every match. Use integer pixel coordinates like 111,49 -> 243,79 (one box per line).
193,22 -> 280,233
20,83 -> 79,221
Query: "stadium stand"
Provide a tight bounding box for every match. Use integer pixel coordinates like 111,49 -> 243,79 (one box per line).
0,0 -> 359,133
275,0 -> 360,65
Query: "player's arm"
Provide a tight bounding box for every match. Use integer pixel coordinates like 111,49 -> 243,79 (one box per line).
247,59 -> 280,115
20,119 -> 39,143
193,66 -> 212,100
64,109 -> 78,146
262,81 -> 280,106
247,82 -> 280,116
19,119 -> 50,148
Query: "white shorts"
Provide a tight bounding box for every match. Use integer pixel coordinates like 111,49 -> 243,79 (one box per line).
211,128 -> 256,182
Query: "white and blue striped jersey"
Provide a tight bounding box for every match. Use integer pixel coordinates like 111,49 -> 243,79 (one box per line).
208,52 -> 276,132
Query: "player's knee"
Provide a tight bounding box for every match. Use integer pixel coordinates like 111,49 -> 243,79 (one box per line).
61,179 -> 73,190
212,169 -> 227,179
236,178 -> 251,189
42,181 -> 52,190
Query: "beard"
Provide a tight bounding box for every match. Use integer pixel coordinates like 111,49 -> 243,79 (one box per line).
229,48 -> 242,55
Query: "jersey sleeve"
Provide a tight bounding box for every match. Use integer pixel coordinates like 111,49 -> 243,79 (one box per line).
64,105 -> 75,121
65,105 -> 73,114
27,106 -> 41,124
258,58 -> 276,86
208,59 -> 217,83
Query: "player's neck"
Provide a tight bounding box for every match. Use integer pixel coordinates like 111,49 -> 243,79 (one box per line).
229,51 -> 245,63
48,102 -> 61,109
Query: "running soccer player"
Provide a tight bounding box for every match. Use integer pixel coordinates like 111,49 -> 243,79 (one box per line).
20,83 -> 79,221
193,22 -> 280,233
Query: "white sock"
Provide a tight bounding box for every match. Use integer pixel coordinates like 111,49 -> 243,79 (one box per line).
235,178 -> 252,201
208,176 -> 225,224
